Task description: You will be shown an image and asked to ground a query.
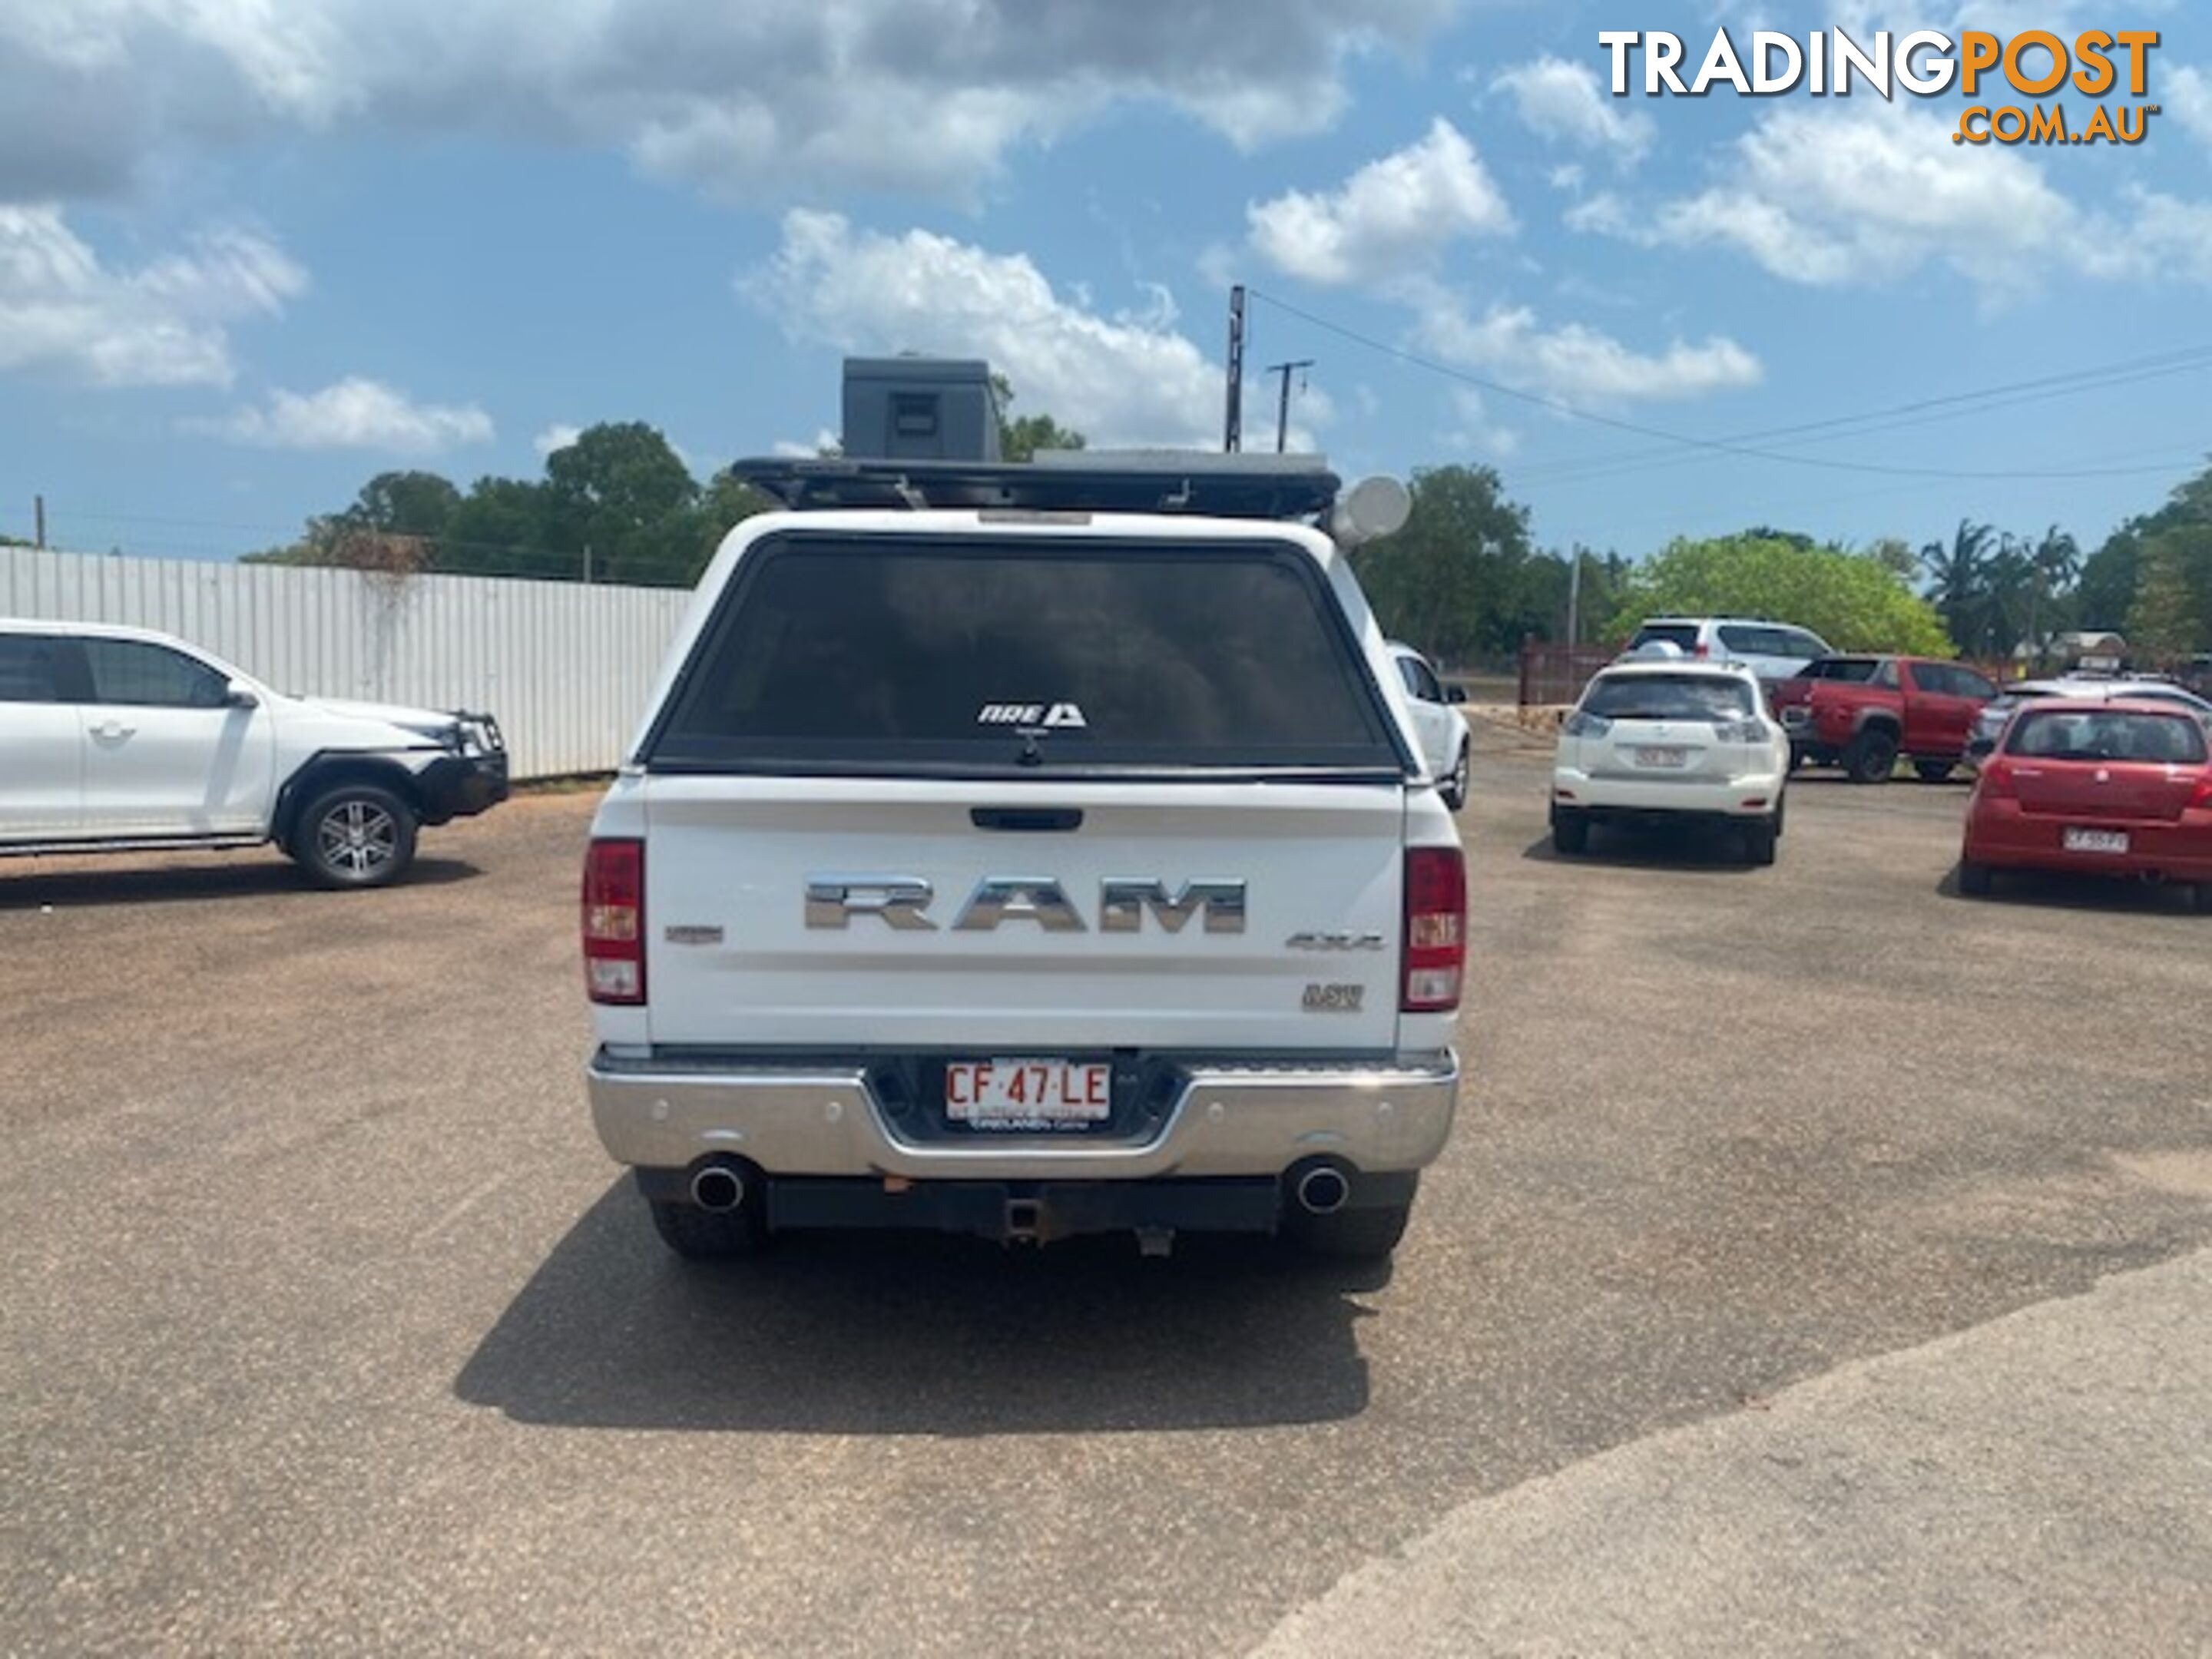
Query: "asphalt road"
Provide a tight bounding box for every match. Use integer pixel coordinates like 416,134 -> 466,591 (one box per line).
5,727 -> 2210,1656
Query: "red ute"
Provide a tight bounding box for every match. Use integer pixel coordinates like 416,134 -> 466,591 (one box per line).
1769,656 -> 1997,784
1959,700 -> 2212,911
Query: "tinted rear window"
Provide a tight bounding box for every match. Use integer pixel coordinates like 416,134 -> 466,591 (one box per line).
0,634 -> 63,703
647,535 -> 1405,774
1800,657 -> 1882,683
1629,624 -> 1700,651
1582,673 -> 1756,720
2005,710 -> 2208,763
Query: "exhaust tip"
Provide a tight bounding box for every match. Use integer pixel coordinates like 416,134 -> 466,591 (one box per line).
1295,1165 -> 1352,1217
690,1164 -> 747,1214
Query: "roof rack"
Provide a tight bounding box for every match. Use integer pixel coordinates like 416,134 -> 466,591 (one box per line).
729,452 -> 1343,521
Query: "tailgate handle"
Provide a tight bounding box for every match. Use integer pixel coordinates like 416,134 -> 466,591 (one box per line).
971,806 -> 1084,833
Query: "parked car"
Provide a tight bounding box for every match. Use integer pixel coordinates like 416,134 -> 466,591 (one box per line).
1958,700 -> 2212,910
1770,655 -> 1998,783
1965,677 -> 2212,763
1,619 -> 506,887
1551,659 -> 1789,864
1624,618 -> 1834,684
583,445 -> 1464,1264
1387,641 -> 1471,810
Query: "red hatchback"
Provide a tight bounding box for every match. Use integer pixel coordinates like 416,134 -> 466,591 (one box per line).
1960,700 -> 2212,910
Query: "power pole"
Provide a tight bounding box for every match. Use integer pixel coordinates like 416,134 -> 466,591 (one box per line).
1565,548 -> 1584,646
582,541 -> 592,584
34,495 -> 45,549
1267,359 -> 1313,454
1224,286 -> 1246,452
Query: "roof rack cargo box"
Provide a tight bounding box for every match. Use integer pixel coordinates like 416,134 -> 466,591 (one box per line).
841,357 -> 1002,463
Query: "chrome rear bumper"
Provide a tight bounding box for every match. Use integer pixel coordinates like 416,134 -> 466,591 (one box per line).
588,1048 -> 1459,1181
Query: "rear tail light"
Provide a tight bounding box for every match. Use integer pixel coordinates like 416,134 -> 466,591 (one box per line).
1402,845 -> 1466,1013
583,837 -> 646,1005
1978,760 -> 2016,800
2190,773 -> 2212,810
1711,716 -> 1767,743
1692,641 -> 1710,658
1562,710 -> 1611,738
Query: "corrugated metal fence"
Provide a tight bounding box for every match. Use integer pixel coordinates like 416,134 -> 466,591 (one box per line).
2,547 -> 692,778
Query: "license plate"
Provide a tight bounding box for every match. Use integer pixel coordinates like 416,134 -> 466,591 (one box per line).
2063,828 -> 2130,854
945,1059 -> 1111,1127
1634,747 -> 1690,768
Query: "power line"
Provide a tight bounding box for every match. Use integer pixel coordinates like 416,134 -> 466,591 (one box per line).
1512,348 -> 2212,486
1244,287 -> 2210,483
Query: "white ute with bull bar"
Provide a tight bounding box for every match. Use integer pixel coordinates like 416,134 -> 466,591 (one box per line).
582,392 -> 1464,1263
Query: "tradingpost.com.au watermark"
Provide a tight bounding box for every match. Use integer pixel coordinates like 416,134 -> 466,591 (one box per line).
1598,29 -> 2162,146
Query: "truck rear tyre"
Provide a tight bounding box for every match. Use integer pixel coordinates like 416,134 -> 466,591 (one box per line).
1957,859 -> 1993,897
1914,760 -> 1955,783
1551,809 -> 1590,855
1283,1197 -> 1414,1263
294,783 -> 419,889
1843,730 -> 1899,784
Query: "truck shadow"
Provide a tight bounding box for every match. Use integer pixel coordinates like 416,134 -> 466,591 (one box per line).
0,856 -> 481,909
454,1182 -> 1384,1435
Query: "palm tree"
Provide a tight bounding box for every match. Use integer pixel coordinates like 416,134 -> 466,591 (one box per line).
1982,534 -> 2035,661
2025,524 -> 2081,664
1922,518 -> 1993,654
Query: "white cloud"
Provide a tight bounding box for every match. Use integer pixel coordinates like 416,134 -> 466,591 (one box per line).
1247,120 -> 1514,288
1491,56 -> 1653,166
770,428 -> 842,459
1577,104 -> 2212,296
1439,388 -> 1519,459
199,378 -> 494,453
1406,280 -> 1763,404
0,0 -> 1458,204
532,422 -> 581,457
0,206 -> 303,386
742,210 -> 1243,449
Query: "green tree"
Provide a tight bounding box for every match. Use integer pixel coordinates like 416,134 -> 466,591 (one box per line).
2022,523 -> 2081,657
992,375 -> 1087,462
442,478 -> 563,578
1921,518 -> 1994,654
1353,465 -> 1537,663
2128,535 -> 2201,661
2075,529 -> 2140,633
543,421 -> 701,584
1608,531 -> 1953,656
345,471 -> 462,541
1864,536 -> 1920,583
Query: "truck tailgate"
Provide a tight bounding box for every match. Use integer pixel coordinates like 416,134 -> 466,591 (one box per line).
637,774 -> 1406,1051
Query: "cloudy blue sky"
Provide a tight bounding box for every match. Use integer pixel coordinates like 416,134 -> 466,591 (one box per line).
2,0 -> 2208,568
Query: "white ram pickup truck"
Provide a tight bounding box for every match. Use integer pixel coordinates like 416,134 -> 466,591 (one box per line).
583,455 -> 1464,1262
2,618 -> 507,887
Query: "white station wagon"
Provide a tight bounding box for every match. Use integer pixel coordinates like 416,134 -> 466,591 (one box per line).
1551,658 -> 1790,866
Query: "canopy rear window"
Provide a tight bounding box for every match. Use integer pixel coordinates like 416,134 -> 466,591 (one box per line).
646,534 -> 1406,776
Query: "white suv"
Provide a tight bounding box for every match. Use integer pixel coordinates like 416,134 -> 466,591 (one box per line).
1551,658 -> 1789,865
1626,618 -> 1833,684
1387,641 -> 1471,810
2,619 -> 506,886
581,452 -> 1464,1263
